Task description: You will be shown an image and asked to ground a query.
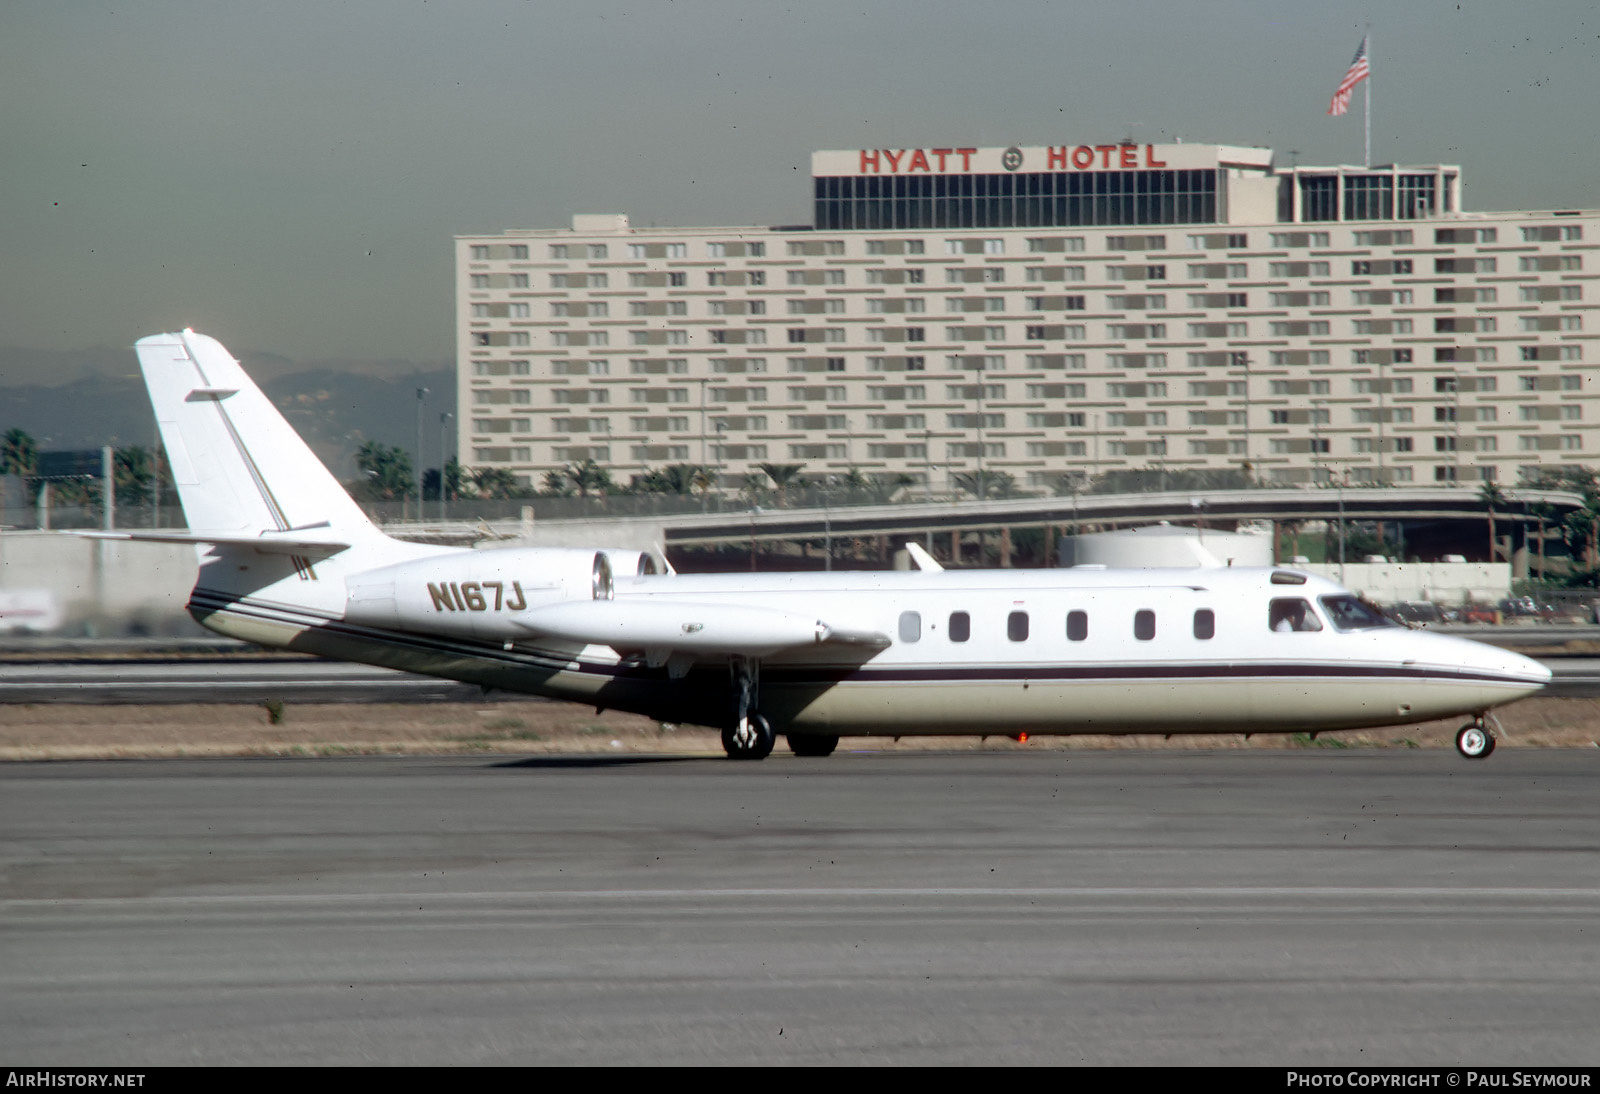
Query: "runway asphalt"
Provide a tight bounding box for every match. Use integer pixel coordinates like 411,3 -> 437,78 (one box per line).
3,750 -> 1597,1066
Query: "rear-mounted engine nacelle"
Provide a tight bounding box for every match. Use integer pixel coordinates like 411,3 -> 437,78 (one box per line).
345,548 -> 612,640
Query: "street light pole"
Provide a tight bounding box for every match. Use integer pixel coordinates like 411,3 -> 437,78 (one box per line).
1338,470 -> 1348,585
1240,353 -> 1252,487
1312,398 -> 1324,486
438,412 -> 453,521
414,386 -> 429,521
974,360 -> 986,502
822,475 -> 834,572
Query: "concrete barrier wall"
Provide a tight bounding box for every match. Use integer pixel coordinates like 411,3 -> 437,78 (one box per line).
0,532 -> 201,635
1299,561 -> 1511,604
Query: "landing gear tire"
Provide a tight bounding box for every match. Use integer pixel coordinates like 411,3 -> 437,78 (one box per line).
787,734 -> 840,758
723,713 -> 775,761
1456,722 -> 1496,759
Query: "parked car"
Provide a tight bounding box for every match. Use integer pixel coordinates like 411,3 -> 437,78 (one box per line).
1390,602 -> 1445,625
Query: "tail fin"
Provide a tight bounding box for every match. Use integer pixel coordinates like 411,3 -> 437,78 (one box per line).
136,330 -> 382,544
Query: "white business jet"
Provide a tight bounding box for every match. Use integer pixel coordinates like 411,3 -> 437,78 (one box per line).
92,330 -> 1549,760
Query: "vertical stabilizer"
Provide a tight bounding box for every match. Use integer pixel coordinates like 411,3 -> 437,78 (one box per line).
136,330 -> 381,542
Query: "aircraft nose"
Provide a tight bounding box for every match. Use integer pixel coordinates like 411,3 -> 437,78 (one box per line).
1475,645 -> 1552,694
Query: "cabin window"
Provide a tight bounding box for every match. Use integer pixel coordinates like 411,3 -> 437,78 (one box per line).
898,611 -> 921,643
1134,610 -> 1156,641
1193,609 -> 1215,640
1268,598 -> 1323,633
1066,610 -> 1088,642
949,611 -> 971,642
1007,611 -> 1029,642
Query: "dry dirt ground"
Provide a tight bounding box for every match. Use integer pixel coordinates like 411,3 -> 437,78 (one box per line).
1,697 -> 1597,760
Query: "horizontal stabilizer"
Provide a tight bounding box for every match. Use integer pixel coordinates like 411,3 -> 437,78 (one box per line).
77,530 -> 351,558
904,542 -> 944,572
513,598 -> 889,658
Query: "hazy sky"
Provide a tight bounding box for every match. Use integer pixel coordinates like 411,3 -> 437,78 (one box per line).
4,0 -> 1596,366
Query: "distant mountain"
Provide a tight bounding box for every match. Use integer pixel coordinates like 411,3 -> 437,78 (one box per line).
0,346 -> 455,479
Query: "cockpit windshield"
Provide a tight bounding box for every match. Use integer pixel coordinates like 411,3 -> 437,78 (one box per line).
1319,595 -> 1397,632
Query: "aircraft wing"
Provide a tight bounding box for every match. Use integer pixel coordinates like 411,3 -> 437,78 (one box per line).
512,598 -> 890,658
77,530 -> 351,558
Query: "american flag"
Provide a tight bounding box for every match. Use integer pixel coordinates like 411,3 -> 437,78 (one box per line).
1326,37 -> 1370,116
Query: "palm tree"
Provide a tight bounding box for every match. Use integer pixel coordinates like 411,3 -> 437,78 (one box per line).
472,467 -> 524,499
540,468 -> 576,497
862,472 -> 916,504
1,428 -> 38,479
758,462 -> 806,507
1480,479 -> 1508,562
738,472 -> 772,507
632,463 -> 703,496
565,458 -> 614,499
355,441 -> 414,501
955,470 -> 1020,499
113,446 -> 155,508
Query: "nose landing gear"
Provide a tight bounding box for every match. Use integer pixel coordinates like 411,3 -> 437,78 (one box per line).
1455,718 -> 1496,759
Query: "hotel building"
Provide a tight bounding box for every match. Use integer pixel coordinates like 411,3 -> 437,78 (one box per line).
456,143 -> 1596,493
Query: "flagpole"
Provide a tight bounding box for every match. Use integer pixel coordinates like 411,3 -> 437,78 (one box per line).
1364,29 -> 1372,167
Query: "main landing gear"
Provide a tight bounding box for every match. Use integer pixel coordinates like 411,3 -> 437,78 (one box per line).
1455,718 -> 1496,760
720,657 -> 840,760
722,657 -> 775,760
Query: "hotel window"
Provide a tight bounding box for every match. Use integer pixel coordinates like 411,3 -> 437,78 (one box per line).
1355,319 -> 1413,334
1028,237 -> 1085,253
1434,227 -> 1496,244
548,245 -> 568,259
1270,261 -> 1331,277
1269,232 -> 1330,248
1344,175 -> 1395,220
1192,292 -> 1248,307
1191,322 -> 1246,337
1522,225 -> 1582,242
1024,353 -> 1086,370
1520,285 -> 1582,302
1188,262 -> 1248,279
1520,315 -> 1583,332
1352,230 -> 1413,246
588,244 -> 608,259
1268,292 -> 1326,307
470,275 -> 489,288
1435,257 -> 1494,274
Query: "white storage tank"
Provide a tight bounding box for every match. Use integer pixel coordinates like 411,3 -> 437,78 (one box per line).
1057,523 -> 1275,569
